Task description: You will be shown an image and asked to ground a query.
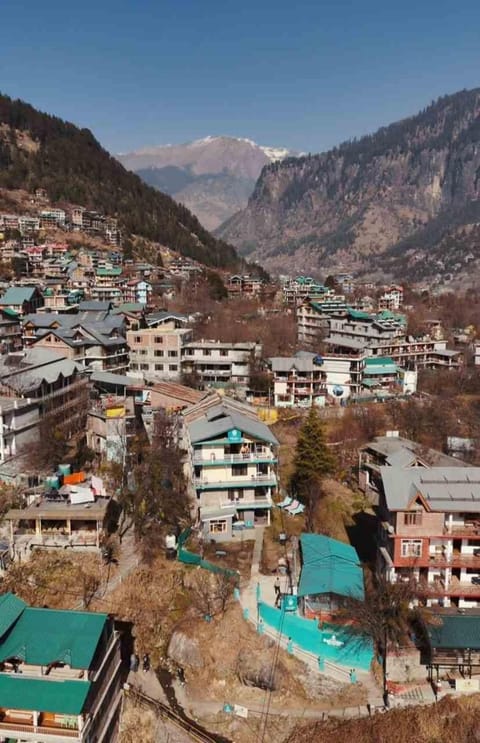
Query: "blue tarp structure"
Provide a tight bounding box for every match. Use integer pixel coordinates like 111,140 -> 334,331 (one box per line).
297,533 -> 364,600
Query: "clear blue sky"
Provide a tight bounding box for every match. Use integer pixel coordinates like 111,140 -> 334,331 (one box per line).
1,0 -> 480,155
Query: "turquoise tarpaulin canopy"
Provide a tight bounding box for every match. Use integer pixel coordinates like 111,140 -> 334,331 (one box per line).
297,533 -> 364,600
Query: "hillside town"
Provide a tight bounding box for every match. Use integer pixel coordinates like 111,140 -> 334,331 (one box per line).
1,200 -> 480,742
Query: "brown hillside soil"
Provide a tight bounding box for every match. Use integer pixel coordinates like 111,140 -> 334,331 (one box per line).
286,693 -> 480,743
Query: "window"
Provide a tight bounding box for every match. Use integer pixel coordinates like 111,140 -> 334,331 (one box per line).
139,349 -> 147,356
232,463 -> 248,477
400,539 -> 422,557
209,519 -> 227,534
155,364 -> 163,371
168,350 -> 178,357
203,349 -> 211,356
169,365 -> 178,371
404,512 -> 422,526
154,336 -> 163,343
220,349 -> 228,356
134,335 -> 141,343
154,350 -> 164,357
140,363 -> 149,370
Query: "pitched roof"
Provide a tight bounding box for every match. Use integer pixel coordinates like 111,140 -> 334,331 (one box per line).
0,675 -> 91,714
380,466 -> 480,512
428,615 -> 480,650
0,593 -> 26,639
0,286 -> 38,305
187,405 -> 278,446
363,435 -> 466,468
298,533 -> 364,600
0,606 -> 108,669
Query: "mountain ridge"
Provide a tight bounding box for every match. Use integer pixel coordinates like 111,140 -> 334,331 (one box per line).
0,93 -> 242,269
217,88 -> 480,283
118,135 -> 294,230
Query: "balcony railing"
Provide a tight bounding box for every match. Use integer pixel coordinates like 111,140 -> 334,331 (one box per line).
193,451 -> 274,464
0,720 -> 79,738
194,474 -> 276,489
221,496 -> 272,509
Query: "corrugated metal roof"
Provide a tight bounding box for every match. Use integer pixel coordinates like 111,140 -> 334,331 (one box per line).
0,606 -> 108,669
0,675 -> 91,714
0,286 -> 37,305
428,615 -> 480,650
297,534 -> 364,599
188,408 -> 278,446
380,466 -> 480,511
0,593 -> 26,639
91,371 -> 133,387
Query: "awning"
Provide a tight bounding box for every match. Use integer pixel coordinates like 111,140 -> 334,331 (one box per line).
200,506 -> 236,521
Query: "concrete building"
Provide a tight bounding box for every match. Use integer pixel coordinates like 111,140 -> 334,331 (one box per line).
127,326 -> 192,381
0,396 -> 39,463
182,340 -> 261,389
0,593 -> 126,742
377,467 -> 480,609
181,395 -> 278,540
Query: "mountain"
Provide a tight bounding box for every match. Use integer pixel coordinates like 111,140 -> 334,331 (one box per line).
118,136 -> 293,230
217,88 -> 480,283
0,94 -> 241,269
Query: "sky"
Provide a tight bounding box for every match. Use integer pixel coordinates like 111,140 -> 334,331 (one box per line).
1,0 -> 480,155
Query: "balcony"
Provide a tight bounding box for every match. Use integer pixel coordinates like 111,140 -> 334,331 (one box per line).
221,496 -> 272,509
0,718 -> 80,739
193,474 -> 277,490
193,451 -> 275,465
417,578 -> 480,598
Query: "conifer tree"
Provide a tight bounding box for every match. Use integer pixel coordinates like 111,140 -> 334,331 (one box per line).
290,406 -> 335,520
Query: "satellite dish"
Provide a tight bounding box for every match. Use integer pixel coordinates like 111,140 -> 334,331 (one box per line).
332,385 -> 344,397
313,355 -> 324,366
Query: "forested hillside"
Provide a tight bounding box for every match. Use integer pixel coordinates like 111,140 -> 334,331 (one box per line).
218,88 -> 480,283
0,93 -> 240,268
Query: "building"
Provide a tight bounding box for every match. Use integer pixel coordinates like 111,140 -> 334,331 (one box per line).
181,395 -> 278,540
378,285 -> 403,310
0,286 -> 44,316
87,395 -> 136,462
0,396 -> 39,463
0,348 -> 88,435
282,277 -> 332,306
0,593 -> 125,742
5,482 -> 112,552
31,323 -> 129,374
297,533 -> 364,620
122,279 -> 152,305
182,340 -> 261,389
39,209 -> 66,228
127,326 -> 192,382
359,434 -> 467,497
269,352 -> 326,407
425,611 -> 480,680
377,466 -> 480,608
0,308 -> 22,352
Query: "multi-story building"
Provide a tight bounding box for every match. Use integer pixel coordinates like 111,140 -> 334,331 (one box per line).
122,279 -> 152,305
269,350 -> 414,406
0,308 -> 22,352
0,347 -> 88,435
0,286 -> 44,316
181,395 -> 278,540
296,296 -> 349,343
378,285 -> 403,311
0,592 -> 126,742
282,277 -> 333,306
181,340 -> 261,389
0,396 -> 39,462
377,466 -> 480,609
127,326 -> 192,381
18,216 -> 40,234
39,208 -> 66,228
87,395 -> 136,462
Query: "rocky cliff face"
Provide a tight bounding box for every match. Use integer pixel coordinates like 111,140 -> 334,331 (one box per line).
118,136 -> 292,230
218,89 -> 480,282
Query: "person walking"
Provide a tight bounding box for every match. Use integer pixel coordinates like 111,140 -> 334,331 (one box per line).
142,653 -> 150,672
274,576 -> 280,596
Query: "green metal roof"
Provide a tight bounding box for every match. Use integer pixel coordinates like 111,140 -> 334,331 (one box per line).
1,308 -> 19,318
0,594 -> 26,639
0,675 -> 91,714
428,615 -> 480,650
298,533 -> 364,600
364,356 -> 398,375
0,287 -> 38,305
348,308 -> 372,320
0,607 -> 107,669
362,378 -> 379,388
96,267 -> 122,277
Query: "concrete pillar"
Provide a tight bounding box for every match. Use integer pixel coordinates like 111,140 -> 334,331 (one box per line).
66,518 -> 71,535
35,519 -> 41,537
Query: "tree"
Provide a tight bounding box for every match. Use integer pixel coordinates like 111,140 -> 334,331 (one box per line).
339,573 -> 432,706
112,412 -> 190,557
290,406 -> 335,528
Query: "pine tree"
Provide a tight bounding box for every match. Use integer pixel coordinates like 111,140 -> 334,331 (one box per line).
290,406 -> 335,507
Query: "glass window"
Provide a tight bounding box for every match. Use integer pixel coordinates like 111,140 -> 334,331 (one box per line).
169,365 -> 178,371
400,539 -> 422,557
154,336 -> 163,343
209,519 -> 227,534
154,350 -> 164,357
155,364 -> 163,371
168,350 -> 178,357
134,335 -> 141,343
404,512 -> 422,526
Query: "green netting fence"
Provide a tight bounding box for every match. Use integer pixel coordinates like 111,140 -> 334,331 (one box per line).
177,528 -> 239,581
